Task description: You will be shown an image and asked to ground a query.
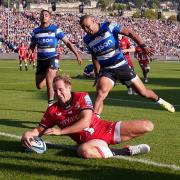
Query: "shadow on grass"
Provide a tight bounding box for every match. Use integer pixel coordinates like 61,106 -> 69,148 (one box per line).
0,152 -> 179,180
0,108 -> 44,114
35,88 -> 180,112
0,119 -> 37,129
0,140 -> 179,179
72,76 -> 180,88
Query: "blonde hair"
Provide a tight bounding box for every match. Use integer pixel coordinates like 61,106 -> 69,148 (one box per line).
53,74 -> 71,86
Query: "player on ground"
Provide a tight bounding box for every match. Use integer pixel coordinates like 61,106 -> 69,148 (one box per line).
80,15 -> 175,115
18,42 -> 28,71
28,10 -> 82,106
134,46 -> 151,83
119,35 -> 136,95
83,64 -> 95,78
21,74 -> 153,159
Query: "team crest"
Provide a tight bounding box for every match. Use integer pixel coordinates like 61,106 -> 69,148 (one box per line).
75,102 -> 80,110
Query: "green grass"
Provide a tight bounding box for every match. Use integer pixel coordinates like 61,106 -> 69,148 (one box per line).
0,60 -> 180,180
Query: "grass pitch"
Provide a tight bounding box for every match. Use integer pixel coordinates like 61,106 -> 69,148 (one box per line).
0,59 -> 180,180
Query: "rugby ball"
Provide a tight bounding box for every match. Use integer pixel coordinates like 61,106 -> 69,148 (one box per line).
27,136 -> 47,154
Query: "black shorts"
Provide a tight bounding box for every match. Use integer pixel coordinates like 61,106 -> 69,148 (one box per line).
36,57 -> 59,75
98,64 -> 136,85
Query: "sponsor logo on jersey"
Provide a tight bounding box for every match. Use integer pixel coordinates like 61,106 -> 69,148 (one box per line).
84,95 -> 92,106
93,39 -> 113,53
60,115 -> 78,126
75,102 -> 80,110
38,38 -> 53,45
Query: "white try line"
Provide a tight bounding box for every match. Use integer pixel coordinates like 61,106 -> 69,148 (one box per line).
0,131 -> 180,171
107,97 -> 180,107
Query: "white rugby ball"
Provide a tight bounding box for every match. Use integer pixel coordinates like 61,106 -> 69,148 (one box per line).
28,136 -> 47,154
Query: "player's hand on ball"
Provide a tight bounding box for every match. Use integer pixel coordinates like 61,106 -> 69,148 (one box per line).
44,128 -> 61,136
21,132 -> 34,148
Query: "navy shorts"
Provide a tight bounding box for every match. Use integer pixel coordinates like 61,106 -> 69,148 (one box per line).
36,57 -> 59,75
98,64 -> 136,85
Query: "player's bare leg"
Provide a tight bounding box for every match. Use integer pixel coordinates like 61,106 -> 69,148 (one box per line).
94,77 -> 114,115
120,120 -> 154,141
19,59 -> 22,71
77,139 -> 109,158
77,120 -> 153,159
36,74 -> 46,89
131,76 -> 175,112
46,68 -> 58,106
33,60 -> 36,69
143,67 -> 150,83
24,59 -> 28,71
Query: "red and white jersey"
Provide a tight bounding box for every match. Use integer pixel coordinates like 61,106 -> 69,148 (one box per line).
119,37 -> 134,68
40,92 -> 121,145
135,46 -> 150,65
29,50 -> 36,61
18,46 -> 27,57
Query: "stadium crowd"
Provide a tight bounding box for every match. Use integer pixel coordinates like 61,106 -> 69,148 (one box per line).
0,8 -> 179,57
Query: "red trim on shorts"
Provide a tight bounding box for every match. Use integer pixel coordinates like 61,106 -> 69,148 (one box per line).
93,146 -> 105,158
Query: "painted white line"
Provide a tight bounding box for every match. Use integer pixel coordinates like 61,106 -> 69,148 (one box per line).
107,97 -> 180,107
113,156 -> 180,171
0,132 -> 21,140
0,131 -> 180,171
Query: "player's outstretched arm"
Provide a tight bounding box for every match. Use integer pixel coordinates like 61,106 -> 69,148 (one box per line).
62,36 -> 83,65
120,27 -> 154,57
45,109 -> 92,136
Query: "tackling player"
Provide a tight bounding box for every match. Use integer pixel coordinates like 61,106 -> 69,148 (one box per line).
80,15 -> 175,114
18,42 -> 28,71
134,46 -> 151,83
21,74 -> 153,159
28,10 -> 82,106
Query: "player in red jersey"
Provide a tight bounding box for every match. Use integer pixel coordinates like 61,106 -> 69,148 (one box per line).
18,42 -> 28,71
21,74 -> 154,158
119,36 -> 136,95
134,46 -> 151,83
28,47 -> 36,69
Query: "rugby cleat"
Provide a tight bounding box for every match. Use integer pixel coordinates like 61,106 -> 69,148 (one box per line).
127,88 -> 133,95
128,144 -> 150,156
144,78 -> 148,83
160,100 -> 175,113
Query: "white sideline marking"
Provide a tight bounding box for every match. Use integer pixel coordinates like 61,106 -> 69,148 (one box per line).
0,132 -> 180,171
